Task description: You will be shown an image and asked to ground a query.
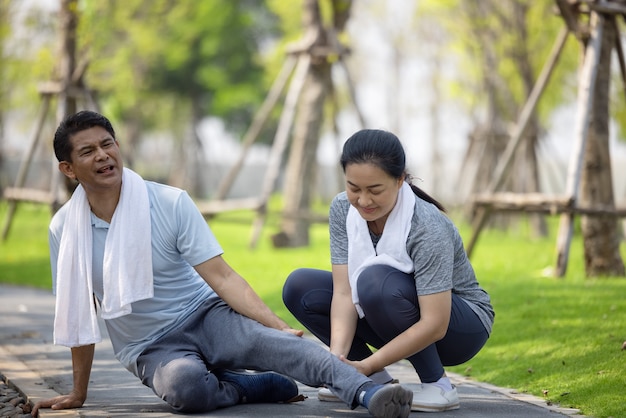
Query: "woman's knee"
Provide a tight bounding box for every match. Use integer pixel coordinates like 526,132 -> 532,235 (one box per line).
152,357 -> 217,412
357,265 -> 415,307
283,268 -> 331,310
283,268 -> 311,307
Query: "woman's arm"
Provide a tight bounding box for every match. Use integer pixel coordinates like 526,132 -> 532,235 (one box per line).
329,264 -> 359,357
343,291 -> 451,376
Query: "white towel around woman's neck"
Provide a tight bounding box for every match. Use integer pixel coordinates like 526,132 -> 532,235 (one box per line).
53,167 -> 153,347
347,181 -> 415,318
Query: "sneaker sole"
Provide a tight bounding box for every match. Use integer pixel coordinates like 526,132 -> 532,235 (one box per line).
411,401 -> 460,412
367,385 -> 413,418
318,391 -> 341,402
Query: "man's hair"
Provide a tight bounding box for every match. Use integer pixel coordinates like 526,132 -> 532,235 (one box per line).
53,110 -> 116,162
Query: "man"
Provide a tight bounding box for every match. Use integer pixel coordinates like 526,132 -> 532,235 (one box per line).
32,110 -> 413,418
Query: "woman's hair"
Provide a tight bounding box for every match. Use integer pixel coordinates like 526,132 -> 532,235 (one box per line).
53,110 -> 116,162
340,129 -> 446,212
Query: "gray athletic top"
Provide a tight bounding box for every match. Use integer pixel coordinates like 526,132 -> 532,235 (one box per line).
329,191 -> 494,335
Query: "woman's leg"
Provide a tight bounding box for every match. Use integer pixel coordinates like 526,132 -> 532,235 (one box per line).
283,268 -> 382,361
435,294 -> 490,367
357,265 -> 489,383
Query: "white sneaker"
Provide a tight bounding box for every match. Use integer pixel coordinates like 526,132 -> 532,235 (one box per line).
411,383 -> 460,412
318,386 -> 341,402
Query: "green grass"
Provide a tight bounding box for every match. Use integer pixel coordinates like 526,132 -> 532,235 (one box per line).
0,202 -> 53,288
455,221 -> 626,418
1,201 -> 625,417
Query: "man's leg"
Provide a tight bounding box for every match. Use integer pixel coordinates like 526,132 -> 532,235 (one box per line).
139,297 -> 413,416
136,299 -> 298,412
136,334 -> 240,412
189,299 -> 371,406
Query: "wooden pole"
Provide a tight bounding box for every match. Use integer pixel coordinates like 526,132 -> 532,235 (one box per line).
465,26 -> 569,257
555,11 -> 604,277
249,54 -> 311,248
1,96 -> 51,240
338,59 -> 366,128
214,55 -> 298,201
2,0 -> 99,237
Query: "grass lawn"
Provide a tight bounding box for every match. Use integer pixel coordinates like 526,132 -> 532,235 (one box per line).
1,200 -> 625,417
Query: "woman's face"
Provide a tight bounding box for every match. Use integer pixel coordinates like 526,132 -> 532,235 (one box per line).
344,162 -> 404,223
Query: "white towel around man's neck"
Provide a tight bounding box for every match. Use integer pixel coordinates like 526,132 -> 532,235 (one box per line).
53,167 -> 153,347
347,181 -> 415,318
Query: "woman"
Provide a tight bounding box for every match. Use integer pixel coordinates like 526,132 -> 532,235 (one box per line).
283,129 -> 494,412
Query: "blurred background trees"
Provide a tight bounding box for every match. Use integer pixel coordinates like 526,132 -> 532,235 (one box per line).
0,0 -> 624,276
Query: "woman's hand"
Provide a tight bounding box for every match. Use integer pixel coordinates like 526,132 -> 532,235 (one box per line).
339,355 -> 376,377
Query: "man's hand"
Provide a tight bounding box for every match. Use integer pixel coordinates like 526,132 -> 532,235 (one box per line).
32,390 -> 86,417
282,327 -> 304,337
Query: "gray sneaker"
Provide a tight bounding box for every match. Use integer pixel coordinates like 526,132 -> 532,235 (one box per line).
215,369 -> 299,404
360,384 -> 413,418
318,377 -> 399,402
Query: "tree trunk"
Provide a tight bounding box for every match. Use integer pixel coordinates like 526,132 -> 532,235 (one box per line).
580,15 -> 625,277
513,1 -> 547,238
54,0 -> 80,209
273,0 -> 344,248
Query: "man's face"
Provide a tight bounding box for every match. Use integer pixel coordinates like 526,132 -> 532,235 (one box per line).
59,126 -> 123,194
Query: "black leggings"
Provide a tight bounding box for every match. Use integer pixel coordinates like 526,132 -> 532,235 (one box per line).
283,266 -> 489,383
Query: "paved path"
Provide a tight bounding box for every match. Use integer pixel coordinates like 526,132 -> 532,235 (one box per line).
0,284 -> 585,418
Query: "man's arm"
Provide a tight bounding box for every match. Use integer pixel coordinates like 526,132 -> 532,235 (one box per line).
32,344 -> 94,417
194,255 -> 303,336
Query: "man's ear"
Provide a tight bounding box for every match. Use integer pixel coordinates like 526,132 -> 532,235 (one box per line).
58,161 -> 76,180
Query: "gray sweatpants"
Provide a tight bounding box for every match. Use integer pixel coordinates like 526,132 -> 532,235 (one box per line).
135,297 -> 371,412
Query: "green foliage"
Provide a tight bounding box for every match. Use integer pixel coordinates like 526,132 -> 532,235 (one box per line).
0,1 -> 56,113
416,0 -> 579,126
1,201 -> 625,417
266,0 -> 303,45
77,0 -> 279,135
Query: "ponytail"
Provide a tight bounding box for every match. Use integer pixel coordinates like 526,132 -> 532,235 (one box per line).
408,183 -> 446,213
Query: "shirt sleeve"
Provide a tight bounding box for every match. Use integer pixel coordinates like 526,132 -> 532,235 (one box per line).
407,202 -> 456,295
173,190 -> 223,267
329,193 -> 349,265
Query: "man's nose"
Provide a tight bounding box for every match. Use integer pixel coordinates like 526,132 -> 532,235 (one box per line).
94,147 -> 108,160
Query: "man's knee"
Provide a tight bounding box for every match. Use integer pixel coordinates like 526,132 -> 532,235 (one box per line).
153,357 -> 217,412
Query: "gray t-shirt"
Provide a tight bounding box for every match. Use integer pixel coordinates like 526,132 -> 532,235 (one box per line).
329,191 -> 494,334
